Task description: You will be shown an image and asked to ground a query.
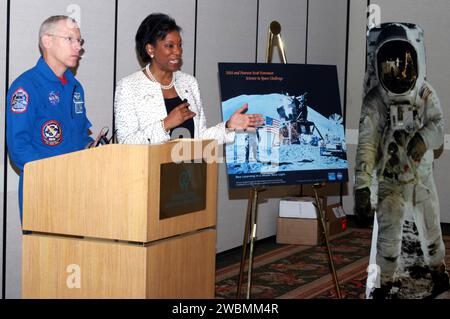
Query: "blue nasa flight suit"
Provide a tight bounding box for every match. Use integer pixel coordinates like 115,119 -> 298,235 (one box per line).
6,57 -> 93,220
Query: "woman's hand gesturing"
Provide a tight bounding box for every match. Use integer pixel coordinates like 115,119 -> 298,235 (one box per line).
163,100 -> 196,131
226,103 -> 264,130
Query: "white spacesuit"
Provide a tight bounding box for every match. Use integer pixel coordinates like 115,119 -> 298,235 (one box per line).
354,23 -> 449,298
245,130 -> 261,162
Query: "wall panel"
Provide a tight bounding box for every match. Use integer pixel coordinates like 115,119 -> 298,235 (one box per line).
342,0 -> 368,214
115,0 -> 196,81
304,0 -> 349,206
196,0 -> 259,252
0,0 -> 7,298
307,0 -> 348,109
345,0 -> 367,131
257,0 -> 308,63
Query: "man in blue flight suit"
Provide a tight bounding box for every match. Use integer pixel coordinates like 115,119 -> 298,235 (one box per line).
6,15 -> 93,221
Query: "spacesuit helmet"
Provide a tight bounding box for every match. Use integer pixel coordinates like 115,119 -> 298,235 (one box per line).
299,94 -> 305,104
377,39 -> 418,95
365,23 -> 425,97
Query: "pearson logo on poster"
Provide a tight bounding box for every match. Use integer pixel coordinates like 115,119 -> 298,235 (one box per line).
218,63 -> 348,188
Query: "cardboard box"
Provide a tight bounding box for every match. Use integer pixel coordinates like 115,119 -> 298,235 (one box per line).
325,203 -> 347,236
278,196 -> 327,219
279,197 -> 316,218
276,217 -> 329,246
276,200 -> 347,246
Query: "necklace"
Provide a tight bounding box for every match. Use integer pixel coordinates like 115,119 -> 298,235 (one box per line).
145,64 -> 174,90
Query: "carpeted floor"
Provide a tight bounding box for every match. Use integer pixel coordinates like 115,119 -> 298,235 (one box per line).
215,228 -> 450,299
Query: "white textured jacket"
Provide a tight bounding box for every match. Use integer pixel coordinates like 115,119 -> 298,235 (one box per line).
114,69 -> 235,144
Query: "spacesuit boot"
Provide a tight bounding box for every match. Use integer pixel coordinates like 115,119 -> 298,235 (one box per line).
429,264 -> 450,297
371,281 -> 400,299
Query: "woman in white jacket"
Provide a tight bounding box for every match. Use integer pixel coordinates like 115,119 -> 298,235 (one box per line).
114,13 -> 263,145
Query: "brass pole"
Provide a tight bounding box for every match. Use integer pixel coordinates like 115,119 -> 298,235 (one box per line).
313,183 -> 342,298
236,189 -> 254,298
236,187 -> 265,299
246,188 -> 260,299
265,32 -> 274,63
276,34 -> 287,64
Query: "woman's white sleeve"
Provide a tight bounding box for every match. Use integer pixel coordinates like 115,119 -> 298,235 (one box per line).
114,79 -> 170,144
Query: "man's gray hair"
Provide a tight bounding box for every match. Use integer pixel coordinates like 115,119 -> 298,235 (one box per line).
38,15 -> 78,51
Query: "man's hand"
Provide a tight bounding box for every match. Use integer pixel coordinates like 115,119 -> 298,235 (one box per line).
354,187 -> 372,227
407,133 -> 427,162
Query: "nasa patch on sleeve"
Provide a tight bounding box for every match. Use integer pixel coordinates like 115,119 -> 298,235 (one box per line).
10,87 -> 29,113
73,92 -> 84,114
41,120 -> 63,146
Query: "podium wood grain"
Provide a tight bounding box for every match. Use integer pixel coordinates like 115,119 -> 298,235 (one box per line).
23,229 -> 216,298
23,140 -> 218,242
22,140 -> 218,299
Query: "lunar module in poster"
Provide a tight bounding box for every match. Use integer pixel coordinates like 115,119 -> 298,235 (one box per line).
219,63 -> 348,188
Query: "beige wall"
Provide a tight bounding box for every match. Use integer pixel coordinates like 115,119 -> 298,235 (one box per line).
2,0 -> 450,298
342,0 -> 367,216
0,0 -> 7,296
115,0 -> 196,80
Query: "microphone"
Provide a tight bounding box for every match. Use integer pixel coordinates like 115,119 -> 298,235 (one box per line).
90,127 -> 112,148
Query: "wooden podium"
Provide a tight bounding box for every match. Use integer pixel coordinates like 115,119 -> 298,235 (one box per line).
22,139 -> 218,298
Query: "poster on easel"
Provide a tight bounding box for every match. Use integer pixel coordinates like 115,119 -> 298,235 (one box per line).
218,63 -> 349,189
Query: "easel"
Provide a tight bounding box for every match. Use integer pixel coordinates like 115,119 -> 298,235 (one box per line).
311,183 -> 342,299
236,21 -> 342,299
265,21 -> 287,63
236,21 -> 286,299
236,187 -> 265,299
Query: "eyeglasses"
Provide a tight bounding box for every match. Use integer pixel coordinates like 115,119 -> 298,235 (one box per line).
46,34 -> 85,46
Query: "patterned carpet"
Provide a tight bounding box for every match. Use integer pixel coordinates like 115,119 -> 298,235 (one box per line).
215,228 -> 450,299
215,229 -> 372,299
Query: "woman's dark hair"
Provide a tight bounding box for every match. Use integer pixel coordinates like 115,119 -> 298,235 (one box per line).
135,13 -> 182,64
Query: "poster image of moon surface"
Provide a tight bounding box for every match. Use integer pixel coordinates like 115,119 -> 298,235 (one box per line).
219,63 -> 349,188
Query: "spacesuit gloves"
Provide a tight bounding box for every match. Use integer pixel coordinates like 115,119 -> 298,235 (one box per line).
354,187 -> 372,227
407,133 -> 427,162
